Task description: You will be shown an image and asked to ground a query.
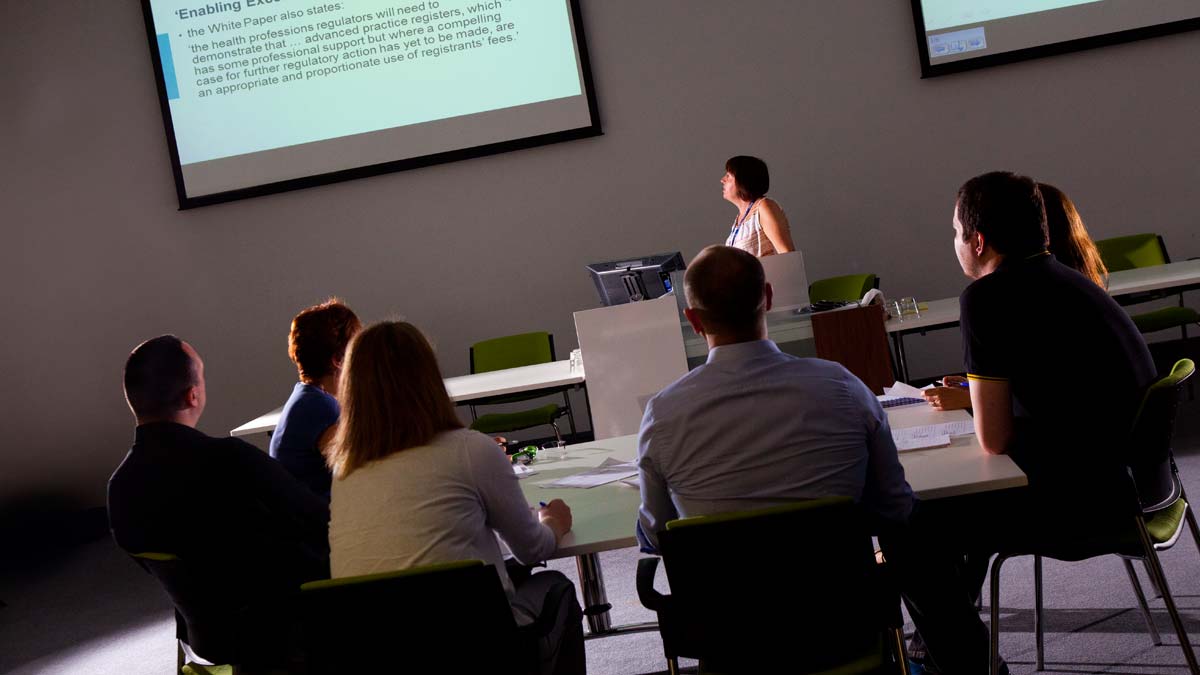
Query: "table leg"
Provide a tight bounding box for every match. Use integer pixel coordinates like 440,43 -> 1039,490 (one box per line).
891,332 -> 911,383
575,552 -> 613,634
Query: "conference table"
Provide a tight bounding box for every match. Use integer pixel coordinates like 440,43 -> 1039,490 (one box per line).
691,259 -> 1200,380
525,404 -> 1027,636
230,359 -> 585,437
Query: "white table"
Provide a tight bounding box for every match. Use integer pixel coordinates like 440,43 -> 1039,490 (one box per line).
693,260 -> 1200,379
230,359 -> 584,437
524,405 -> 1025,635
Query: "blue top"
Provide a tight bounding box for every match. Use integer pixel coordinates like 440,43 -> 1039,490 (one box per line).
635,339 -> 914,552
269,382 -> 338,500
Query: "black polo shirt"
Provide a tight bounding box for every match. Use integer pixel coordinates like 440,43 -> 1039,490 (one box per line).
959,252 -> 1155,483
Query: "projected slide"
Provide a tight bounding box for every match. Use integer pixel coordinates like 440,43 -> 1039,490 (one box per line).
143,0 -> 599,206
912,0 -> 1200,76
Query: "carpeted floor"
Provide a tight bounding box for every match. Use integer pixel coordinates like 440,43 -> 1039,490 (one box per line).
3,399 -> 1198,674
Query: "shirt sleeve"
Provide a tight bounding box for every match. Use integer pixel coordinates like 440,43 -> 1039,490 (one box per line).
466,432 -> 557,564
960,283 -> 1009,382
847,374 -> 914,526
636,396 -> 677,554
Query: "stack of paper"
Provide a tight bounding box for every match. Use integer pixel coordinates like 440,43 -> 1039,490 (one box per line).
538,458 -> 639,489
891,420 -> 976,452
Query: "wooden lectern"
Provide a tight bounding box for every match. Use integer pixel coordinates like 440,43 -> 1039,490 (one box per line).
811,304 -> 896,394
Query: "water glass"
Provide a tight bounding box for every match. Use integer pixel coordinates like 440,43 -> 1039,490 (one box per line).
541,440 -> 568,461
898,297 -> 920,318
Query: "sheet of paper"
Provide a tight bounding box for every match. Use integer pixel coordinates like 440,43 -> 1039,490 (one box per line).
892,420 -> 976,452
512,464 -> 538,478
893,433 -> 951,452
884,381 -> 933,398
878,394 -> 924,408
538,458 -> 639,489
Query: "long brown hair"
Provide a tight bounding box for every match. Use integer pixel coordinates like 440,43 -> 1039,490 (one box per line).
327,321 -> 463,479
1039,182 -> 1108,289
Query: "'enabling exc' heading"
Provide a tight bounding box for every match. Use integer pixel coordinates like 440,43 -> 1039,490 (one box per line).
176,0 -> 283,21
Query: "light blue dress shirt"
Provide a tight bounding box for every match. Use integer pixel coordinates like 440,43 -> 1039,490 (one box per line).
636,339 -> 914,551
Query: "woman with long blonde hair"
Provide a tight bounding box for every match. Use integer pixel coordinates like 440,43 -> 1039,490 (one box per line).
326,321 -> 585,675
1039,182 -> 1108,289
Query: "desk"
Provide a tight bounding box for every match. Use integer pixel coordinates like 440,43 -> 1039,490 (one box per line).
230,359 -> 585,437
525,406 -> 1025,636
703,260 -> 1200,381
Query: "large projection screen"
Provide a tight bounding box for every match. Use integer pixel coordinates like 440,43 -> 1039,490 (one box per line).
911,1 -> 1200,77
141,0 -> 601,208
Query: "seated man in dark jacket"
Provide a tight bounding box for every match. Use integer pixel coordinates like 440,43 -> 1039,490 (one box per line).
108,335 -> 330,669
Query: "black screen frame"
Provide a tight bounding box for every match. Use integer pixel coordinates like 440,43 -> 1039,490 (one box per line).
910,1 -> 1200,78
140,0 -> 603,209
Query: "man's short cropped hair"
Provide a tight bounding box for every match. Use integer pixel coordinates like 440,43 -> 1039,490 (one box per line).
288,298 -> 361,382
725,156 -> 770,202
684,245 -> 767,335
956,171 -> 1049,257
124,335 -> 196,420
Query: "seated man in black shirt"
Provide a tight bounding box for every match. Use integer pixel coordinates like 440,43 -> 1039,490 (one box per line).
886,171 -> 1155,674
108,335 -> 330,669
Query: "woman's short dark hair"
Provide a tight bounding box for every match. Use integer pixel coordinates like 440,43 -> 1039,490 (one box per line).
124,335 -> 195,420
956,171 -> 1048,258
725,156 -> 770,201
288,299 -> 361,382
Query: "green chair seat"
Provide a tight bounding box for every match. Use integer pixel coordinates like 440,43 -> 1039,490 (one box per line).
809,274 -> 878,304
470,404 -> 563,435
181,666 -> 234,675
1132,306 -> 1200,334
1032,498 -> 1189,562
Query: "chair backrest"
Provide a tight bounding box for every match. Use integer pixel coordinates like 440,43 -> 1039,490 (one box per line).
812,303 -> 895,394
132,552 -> 259,665
657,498 -> 889,672
809,273 -> 878,304
1128,359 -> 1195,512
1095,234 -> 1169,273
471,332 -> 555,374
300,560 -> 524,674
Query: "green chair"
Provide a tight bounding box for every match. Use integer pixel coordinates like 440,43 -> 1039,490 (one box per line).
130,552 -> 238,675
636,498 -> 909,674
987,359 -> 1200,675
1096,234 -> 1200,337
300,560 -> 559,674
809,274 -> 879,304
468,332 -> 576,443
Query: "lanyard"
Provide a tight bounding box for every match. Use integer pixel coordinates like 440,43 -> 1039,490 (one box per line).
728,199 -> 758,245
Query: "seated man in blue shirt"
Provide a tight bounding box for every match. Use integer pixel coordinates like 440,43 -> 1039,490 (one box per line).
635,244 -> 914,553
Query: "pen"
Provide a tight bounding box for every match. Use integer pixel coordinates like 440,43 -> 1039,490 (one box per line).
936,379 -> 969,388
539,501 -> 548,508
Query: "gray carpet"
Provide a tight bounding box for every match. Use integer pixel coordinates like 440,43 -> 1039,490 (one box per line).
3,400 -> 1198,674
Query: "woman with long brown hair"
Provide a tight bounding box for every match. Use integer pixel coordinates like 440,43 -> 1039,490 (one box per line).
326,321 -> 585,675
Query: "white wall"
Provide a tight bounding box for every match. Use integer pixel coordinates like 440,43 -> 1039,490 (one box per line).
3,1 -> 1198,509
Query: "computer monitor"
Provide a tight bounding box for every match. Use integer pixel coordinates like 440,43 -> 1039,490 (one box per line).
587,252 -> 687,306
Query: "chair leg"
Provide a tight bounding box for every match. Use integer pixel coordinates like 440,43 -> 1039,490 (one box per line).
1124,558 -> 1162,645
990,554 -> 1009,675
1184,500 -> 1200,562
1034,554 -> 1045,671
1137,519 -> 1200,675
892,627 -> 911,675
1145,558 -> 1165,599
176,641 -> 185,675
667,657 -> 681,675
562,391 -> 577,436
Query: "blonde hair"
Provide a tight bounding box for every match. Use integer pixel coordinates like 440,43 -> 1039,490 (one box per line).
1039,183 -> 1108,289
327,321 -> 462,479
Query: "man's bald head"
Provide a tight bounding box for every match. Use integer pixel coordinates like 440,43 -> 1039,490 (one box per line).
684,246 -> 769,339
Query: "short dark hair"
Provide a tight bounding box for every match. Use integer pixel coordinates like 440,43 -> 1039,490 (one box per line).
956,171 -> 1048,257
725,156 -> 770,201
684,245 -> 767,335
124,335 -> 196,420
288,298 -> 361,382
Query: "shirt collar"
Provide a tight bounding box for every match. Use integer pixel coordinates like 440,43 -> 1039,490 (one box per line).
706,339 -> 781,365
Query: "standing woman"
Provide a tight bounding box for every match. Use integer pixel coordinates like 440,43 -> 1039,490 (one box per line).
721,155 -> 795,256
